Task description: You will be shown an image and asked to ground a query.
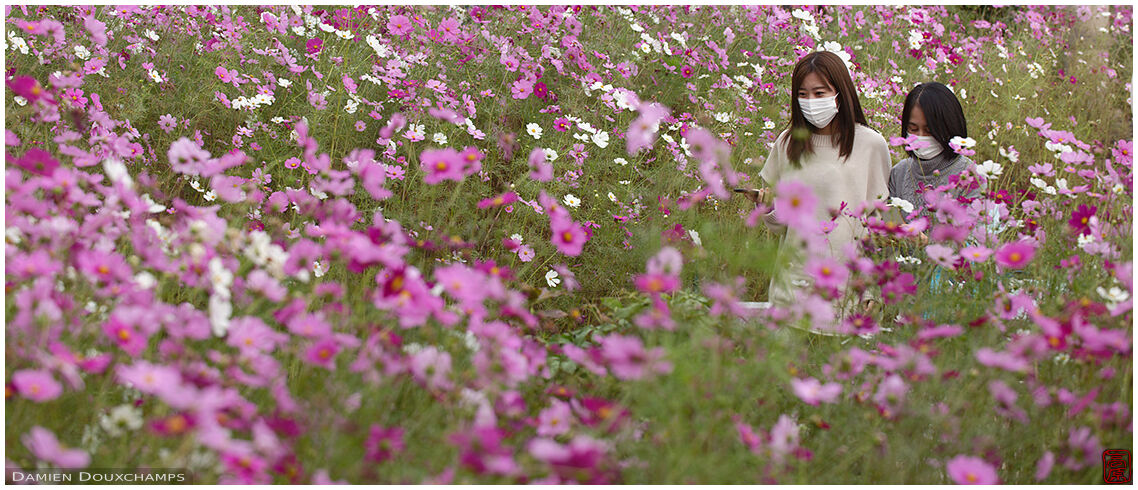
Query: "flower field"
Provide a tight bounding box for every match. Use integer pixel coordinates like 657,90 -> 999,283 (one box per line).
3,5 -> 1133,484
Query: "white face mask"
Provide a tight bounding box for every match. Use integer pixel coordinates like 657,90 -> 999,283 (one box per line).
798,94 -> 839,129
912,135 -> 943,160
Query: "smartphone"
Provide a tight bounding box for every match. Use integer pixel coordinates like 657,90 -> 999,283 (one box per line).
733,188 -> 748,193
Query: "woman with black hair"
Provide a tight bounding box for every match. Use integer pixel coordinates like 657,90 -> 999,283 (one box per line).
888,82 -> 981,219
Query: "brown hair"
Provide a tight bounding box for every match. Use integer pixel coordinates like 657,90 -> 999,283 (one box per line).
781,51 -> 868,166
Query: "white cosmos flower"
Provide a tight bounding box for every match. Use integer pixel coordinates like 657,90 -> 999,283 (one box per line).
103,159 -> 133,189
608,192 -> 618,202
208,294 -> 232,337
432,132 -> 448,145
335,29 -> 353,40
592,131 -> 610,148
889,197 -> 915,214
74,45 -> 91,60
13,96 -> 27,106
278,78 -> 292,88
510,233 -> 524,243
687,230 -> 702,246
713,112 -> 731,123
526,123 -> 543,140
202,190 -> 218,202
563,194 -> 581,208
544,149 -> 559,162
148,69 -> 163,83
1030,177 -> 1057,195
949,136 -> 976,148
313,259 -> 329,278
614,157 -> 628,166
1097,285 -> 1129,308
99,404 -> 143,437
545,269 -> 561,288
977,160 -> 1004,179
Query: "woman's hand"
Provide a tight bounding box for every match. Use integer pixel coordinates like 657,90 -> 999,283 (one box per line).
739,188 -> 770,205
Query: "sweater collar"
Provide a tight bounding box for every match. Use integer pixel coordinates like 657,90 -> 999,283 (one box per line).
912,152 -> 960,178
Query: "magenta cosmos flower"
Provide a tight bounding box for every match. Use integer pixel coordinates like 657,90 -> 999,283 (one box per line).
1068,204 -> 1096,236
305,38 -> 323,54
994,240 -> 1036,269
478,191 -> 518,209
550,217 -> 588,256
419,148 -> 465,184
946,455 -> 998,484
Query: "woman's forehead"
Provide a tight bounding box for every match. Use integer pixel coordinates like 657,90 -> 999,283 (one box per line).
800,72 -> 833,89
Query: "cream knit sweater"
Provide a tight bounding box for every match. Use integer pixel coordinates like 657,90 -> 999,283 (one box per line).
757,124 -> 891,309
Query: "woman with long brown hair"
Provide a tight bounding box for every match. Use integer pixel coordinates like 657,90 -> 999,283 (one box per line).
743,51 -> 890,333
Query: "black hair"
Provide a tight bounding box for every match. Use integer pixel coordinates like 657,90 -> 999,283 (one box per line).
900,82 -> 967,159
781,51 -> 868,166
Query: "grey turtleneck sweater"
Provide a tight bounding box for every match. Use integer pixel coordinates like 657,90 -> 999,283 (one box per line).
887,152 -> 980,216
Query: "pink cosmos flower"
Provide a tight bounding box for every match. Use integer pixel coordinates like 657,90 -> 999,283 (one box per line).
84,16 -> 107,47
409,346 -> 452,391
305,337 -> 341,370
994,240 -> 1036,269
680,64 -> 694,78
627,103 -> 670,154
527,435 -> 611,484
215,66 -> 233,83
773,179 -> 819,230
158,114 -> 177,133
634,273 -> 680,296
115,361 -> 184,397
959,245 -> 992,263
511,78 -> 534,99
597,334 -> 672,380
387,14 -> 414,36
946,455 -> 998,484
516,244 -> 535,262
478,191 -> 518,209
925,244 -> 958,268
12,369 -> 63,402
288,312 -> 333,338
553,264 -> 579,291
458,146 -> 484,175
23,426 -> 90,469
1035,451 -> 1054,481
537,399 -> 573,437
791,377 -> 842,406
553,117 -> 571,132
103,316 -> 148,356
227,316 -> 289,356
438,17 -> 461,42
804,256 -> 848,290
420,148 -> 465,184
